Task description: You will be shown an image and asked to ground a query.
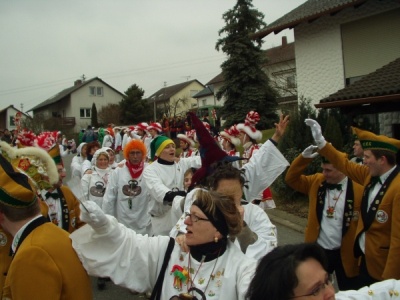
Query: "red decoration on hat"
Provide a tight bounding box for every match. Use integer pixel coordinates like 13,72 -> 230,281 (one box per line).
237,111 -> 262,141
177,130 -> 196,148
135,122 -> 149,132
147,122 -> 163,133
36,131 -> 57,151
17,158 -> 31,171
16,130 -> 36,147
220,125 -> 241,146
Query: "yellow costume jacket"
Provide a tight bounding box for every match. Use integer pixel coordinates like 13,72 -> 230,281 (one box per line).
285,154 -> 363,277
2,221 -> 92,299
320,143 -> 400,280
0,227 -> 12,296
40,185 -> 85,233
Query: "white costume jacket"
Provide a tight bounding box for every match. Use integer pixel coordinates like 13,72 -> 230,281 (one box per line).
171,189 -> 277,260
170,140 -> 286,259
102,163 -> 152,235
143,156 -> 201,235
70,216 -> 256,300
81,166 -> 111,208
71,155 -> 85,179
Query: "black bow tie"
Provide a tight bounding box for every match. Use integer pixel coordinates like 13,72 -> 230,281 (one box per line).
45,192 -> 59,199
326,183 -> 342,191
355,157 -> 363,163
370,176 -> 382,186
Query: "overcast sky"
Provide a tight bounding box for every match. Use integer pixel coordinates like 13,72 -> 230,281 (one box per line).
0,0 -> 306,112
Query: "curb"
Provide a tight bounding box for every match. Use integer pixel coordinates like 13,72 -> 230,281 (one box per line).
265,208 -> 306,234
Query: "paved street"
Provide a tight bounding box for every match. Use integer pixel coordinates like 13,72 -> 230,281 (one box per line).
62,154 -> 305,299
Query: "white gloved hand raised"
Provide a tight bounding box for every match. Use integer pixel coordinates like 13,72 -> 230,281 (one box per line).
302,145 -> 319,159
80,200 -> 109,229
304,119 -> 326,148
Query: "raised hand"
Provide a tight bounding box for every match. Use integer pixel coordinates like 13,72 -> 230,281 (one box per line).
304,119 -> 326,148
302,145 -> 319,159
271,114 -> 290,143
80,200 -> 109,229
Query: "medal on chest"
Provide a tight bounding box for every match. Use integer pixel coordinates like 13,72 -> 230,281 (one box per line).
122,180 -> 141,209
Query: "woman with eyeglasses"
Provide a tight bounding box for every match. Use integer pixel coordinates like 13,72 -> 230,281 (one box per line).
246,243 -> 335,300
246,243 -> 400,300
71,189 -> 256,300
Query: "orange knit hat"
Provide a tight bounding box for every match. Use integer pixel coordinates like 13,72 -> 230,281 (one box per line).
123,139 -> 147,160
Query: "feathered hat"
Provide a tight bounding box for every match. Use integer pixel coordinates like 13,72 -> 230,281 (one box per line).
237,111 -> 262,141
177,130 -> 196,148
135,122 -> 149,132
220,125 -> 241,147
36,131 -> 63,166
147,122 -> 163,133
0,141 -> 58,191
16,130 -> 37,148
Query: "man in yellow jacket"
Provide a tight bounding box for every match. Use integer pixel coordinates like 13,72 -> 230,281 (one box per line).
306,119 -> 400,288
0,143 -> 92,299
285,146 -> 363,290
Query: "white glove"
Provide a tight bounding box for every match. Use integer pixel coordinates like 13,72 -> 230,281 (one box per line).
304,119 -> 326,148
80,200 -> 109,229
302,145 -> 319,159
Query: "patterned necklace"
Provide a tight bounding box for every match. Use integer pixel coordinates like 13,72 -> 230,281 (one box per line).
326,189 -> 343,219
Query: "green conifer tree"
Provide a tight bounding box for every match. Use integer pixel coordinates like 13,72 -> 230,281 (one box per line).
215,0 -> 278,128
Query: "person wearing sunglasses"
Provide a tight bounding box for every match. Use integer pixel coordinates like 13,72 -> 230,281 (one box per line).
71,189 -> 256,300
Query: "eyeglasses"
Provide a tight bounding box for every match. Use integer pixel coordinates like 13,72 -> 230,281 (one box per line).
129,151 -> 142,156
290,274 -> 333,298
184,212 -> 210,223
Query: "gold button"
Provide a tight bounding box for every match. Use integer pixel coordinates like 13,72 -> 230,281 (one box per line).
368,290 -> 373,295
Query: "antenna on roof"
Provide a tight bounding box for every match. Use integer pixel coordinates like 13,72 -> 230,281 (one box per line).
81,74 -> 86,82
182,76 -> 191,81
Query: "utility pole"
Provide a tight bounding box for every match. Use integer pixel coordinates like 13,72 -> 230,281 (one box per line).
20,103 -> 24,112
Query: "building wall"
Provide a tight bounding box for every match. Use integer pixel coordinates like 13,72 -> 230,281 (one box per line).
169,81 -> 204,116
294,0 -> 399,106
264,59 -> 297,99
72,79 -> 123,131
342,8 -> 400,79
379,112 -> 400,137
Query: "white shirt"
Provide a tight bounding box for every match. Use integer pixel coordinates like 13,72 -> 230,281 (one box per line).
143,156 -> 201,235
317,177 -> 348,250
359,165 -> 397,253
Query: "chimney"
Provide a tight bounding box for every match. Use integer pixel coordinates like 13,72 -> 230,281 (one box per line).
282,36 -> 287,46
74,79 -> 82,86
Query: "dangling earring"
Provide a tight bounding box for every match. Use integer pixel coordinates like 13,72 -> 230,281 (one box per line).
214,237 -> 218,243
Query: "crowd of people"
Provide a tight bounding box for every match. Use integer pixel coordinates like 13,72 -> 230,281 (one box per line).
1,112 -> 400,299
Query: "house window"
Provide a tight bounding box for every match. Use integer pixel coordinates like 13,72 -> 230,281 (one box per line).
80,108 -> 91,118
286,75 -> 296,88
202,99 -> 207,106
89,86 -> 96,96
96,87 -> 103,96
